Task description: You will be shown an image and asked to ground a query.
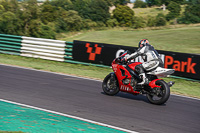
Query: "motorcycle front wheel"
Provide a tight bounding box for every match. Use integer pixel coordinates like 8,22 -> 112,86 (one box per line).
102,73 -> 119,96
147,80 -> 170,105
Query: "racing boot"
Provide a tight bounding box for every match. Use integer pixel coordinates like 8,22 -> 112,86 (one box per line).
138,73 -> 148,85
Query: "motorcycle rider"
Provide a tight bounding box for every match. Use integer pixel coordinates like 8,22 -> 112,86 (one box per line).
123,39 -> 163,85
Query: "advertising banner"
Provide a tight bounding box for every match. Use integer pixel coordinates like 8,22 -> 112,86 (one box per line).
73,40 -> 200,80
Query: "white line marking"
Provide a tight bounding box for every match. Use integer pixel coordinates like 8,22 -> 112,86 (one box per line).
171,94 -> 200,101
0,63 -> 199,100
0,99 -> 138,133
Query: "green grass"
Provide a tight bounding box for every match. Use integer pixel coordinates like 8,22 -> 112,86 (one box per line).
132,5 -> 185,17
133,7 -> 169,17
58,25 -> 200,54
0,54 -> 199,99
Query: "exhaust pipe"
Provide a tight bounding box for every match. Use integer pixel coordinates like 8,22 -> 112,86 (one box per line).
168,81 -> 175,87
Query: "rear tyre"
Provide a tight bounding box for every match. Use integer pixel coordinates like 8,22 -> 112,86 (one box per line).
102,73 -> 119,96
147,80 -> 170,105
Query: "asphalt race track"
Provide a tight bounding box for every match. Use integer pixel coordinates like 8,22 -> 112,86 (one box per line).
0,64 -> 199,133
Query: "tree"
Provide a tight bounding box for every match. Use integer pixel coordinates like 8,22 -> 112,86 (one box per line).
166,1 -> 181,20
88,0 -> 110,23
114,0 -> 130,5
27,19 -> 55,39
133,16 -> 146,28
147,16 -> 156,27
113,5 -> 135,27
0,11 -> 23,35
178,0 -> 200,23
146,0 -> 162,6
40,4 -> 58,24
72,0 -> 110,23
146,0 -> 185,6
56,10 -> 83,32
106,18 -> 119,27
49,0 -> 73,10
134,0 -> 147,8
155,13 -> 166,26
20,0 -> 40,35
161,0 -> 185,6
72,0 -> 91,19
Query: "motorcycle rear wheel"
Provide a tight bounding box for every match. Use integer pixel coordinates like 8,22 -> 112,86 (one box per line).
147,80 -> 170,105
102,73 -> 119,96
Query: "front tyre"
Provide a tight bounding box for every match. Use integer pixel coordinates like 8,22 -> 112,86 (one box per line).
102,73 -> 119,96
147,80 -> 170,105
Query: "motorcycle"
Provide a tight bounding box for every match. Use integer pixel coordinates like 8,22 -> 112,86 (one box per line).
102,50 -> 175,105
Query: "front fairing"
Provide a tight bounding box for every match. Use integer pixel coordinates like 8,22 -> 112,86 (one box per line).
128,62 -> 142,71
112,63 -> 139,94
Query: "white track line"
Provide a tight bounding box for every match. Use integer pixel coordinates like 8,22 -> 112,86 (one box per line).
0,63 -> 199,101
0,99 -> 138,133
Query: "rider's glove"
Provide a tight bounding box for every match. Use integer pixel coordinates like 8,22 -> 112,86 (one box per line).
116,57 -> 121,62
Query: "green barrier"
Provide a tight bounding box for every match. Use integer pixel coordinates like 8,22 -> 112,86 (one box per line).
0,44 -> 21,49
0,37 -> 22,42
0,34 -> 22,54
0,34 -> 22,38
0,50 -> 21,56
0,40 -> 22,46
0,47 -> 21,52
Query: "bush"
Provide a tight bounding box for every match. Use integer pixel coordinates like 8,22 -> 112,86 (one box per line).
166,1 -> 181,21
40,25 -> 56,39
178,0 -> 200,24
113,5 -> 135,27
147,16 -> 156,27
155,13 -> 167,26
133,16 -> 146,29
106,18 -> 119,27
83,19 -> 97,29
134,0 -> 147,8
155,17 -> 167,26
56,10 -> 84,32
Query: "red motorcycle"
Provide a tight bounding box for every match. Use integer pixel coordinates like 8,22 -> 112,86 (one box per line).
102,51 -> 175,105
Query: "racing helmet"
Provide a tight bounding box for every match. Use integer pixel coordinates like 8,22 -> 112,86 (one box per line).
138,39 -> 149,48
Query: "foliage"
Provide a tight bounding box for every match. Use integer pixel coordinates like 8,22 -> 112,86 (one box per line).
82,19 -> 98,29
71,0 -> 91,19
155,13 -> 167,26
106,18 -> 119,27
48,0 -> 73,10
56,10 -> 83,32
145,0 -> 162,6
134,0 -> 147,8
26,19 -> 55,39
178,0 -> 200,24
146,0 -> 185,6
0,11 -> 23,35
133,16 -> 146,28
147,16 -> 156,27
0,0 -> 199,39
88,0 -> 110,23
114,0 -> 130,5
166,1 -> 181,20
40,4 -> 58,24
161,0 -> 185,6
113,5 -> 135,27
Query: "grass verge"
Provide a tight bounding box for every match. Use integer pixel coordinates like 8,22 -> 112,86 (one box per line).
57,24 -> 200,54
0,54 -> 199,99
